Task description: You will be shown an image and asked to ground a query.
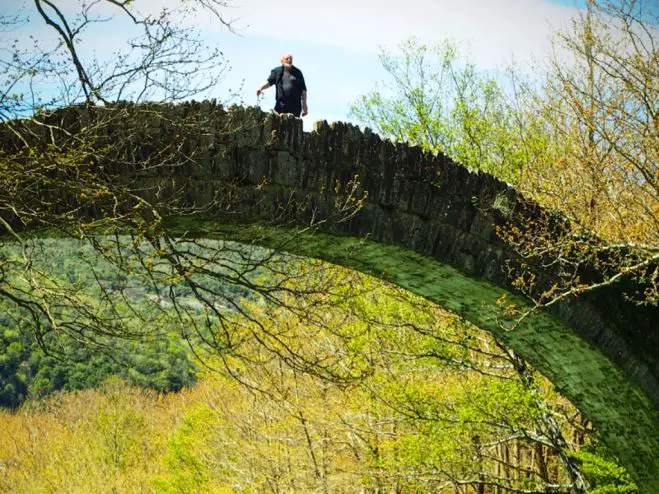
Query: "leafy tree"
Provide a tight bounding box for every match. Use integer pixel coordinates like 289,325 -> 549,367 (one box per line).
530,0 -> 657,246
351,2 -> 657,309
0,328 -> 29,407
0,314 -> 199,408
486,2 -> 658,368
0,378 -> 173,493
349,38 -> 542,184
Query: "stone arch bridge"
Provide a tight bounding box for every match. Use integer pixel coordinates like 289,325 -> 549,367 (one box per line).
3,102 -> 657,491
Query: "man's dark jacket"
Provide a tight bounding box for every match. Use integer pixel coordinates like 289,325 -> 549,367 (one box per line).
267,65 -> 306,116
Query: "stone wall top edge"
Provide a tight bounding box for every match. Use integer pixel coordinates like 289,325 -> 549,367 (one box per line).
1,101 -> 549,220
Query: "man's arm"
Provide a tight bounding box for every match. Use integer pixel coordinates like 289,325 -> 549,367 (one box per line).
298,68 -> 308,116
256,81 -> 272,96
258,68 -> 279,96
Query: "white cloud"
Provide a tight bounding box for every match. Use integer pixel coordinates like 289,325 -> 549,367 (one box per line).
4,0 -> 580,72
227,0 -> 579,70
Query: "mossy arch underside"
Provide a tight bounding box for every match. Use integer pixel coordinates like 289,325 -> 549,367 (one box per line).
6,103 -> 657,490
183,219 -> 657,490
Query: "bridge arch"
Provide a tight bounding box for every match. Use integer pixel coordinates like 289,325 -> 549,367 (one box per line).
4,102 -> 657,490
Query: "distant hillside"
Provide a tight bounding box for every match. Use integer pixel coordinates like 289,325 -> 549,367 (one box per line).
0,236 -> 266,408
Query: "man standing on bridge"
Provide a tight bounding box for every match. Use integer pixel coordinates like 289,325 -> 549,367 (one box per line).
256,52 -> 308,118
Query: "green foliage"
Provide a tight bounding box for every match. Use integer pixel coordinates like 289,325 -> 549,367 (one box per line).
574,444 -> 639,493
153,404 -> 217,494
349,38 -> 545,184
0,320 -> 198,408
94,377 -> 151,472
0,238 -> 204,408
0,328 -> 30,407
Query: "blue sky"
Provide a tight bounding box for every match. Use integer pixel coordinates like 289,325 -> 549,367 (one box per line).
2,0 -> 591,130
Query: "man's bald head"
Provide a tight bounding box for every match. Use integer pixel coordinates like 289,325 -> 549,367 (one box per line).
281,53 -> 293,68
